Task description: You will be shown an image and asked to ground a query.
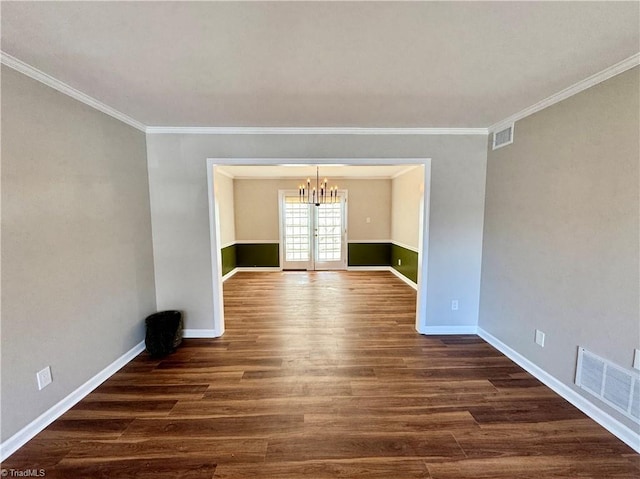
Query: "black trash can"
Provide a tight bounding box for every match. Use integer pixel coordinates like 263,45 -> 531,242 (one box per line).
145,310 -> 183,358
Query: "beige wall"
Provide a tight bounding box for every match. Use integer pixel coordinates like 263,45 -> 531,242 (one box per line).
234,178 -> 391,242
342,179 -> 391,241
391,166 -> 423,249
215,170 -> 236,246
146,133 -> 487,330
1,67 -> 156,441
233,179 -> 280,241
479,67 -> 640,430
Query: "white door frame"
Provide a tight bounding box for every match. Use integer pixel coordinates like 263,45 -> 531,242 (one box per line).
278,189 -> 349,271
206,158 -> 432,337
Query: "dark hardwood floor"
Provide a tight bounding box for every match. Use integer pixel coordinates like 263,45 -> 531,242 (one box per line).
2,271 -> 638,478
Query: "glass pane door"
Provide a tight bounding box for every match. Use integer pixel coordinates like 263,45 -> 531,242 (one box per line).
281,195 -> 312,270
281,191 -> 346,271
314,199 -> 346,270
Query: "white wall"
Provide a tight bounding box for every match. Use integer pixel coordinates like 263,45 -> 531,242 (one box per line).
1,67 -> 156,442
145,134 -> 487,331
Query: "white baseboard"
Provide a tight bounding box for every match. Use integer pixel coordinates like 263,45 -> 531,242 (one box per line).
222,267 -> 282,282
421,325 -> 479,335
346,266 -> 389,271
0,340 -> 146,461
221,268 -> 239,282
388,266 -> 418,290
347,265 -> 418,291
182,329 -> 222,338
477,327 -> 640,453
234,267 -> 282,272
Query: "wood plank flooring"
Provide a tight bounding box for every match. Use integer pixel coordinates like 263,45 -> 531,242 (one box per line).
2,271 -> 637,478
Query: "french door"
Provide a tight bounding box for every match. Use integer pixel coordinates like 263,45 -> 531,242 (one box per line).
280,191 -> 347,270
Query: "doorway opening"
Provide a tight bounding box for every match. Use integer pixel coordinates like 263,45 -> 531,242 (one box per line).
206,158 -> 431,337
279,190 -> 347,271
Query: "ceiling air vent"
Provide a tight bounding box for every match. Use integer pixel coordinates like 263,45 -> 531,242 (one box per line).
575,347 -> 640,423
492,124 -> 514,150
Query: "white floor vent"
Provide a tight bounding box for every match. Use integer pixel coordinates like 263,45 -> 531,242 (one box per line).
492,124 -> 514,149
576,347 -> 640,423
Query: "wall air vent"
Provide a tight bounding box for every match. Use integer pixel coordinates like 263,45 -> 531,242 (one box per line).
575,347 -> 640,423
492,124 -> 514,150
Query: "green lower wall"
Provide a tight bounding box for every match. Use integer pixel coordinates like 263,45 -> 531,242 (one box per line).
223,241 -> 416,284
348,242 -> 418,284
236,243 -> 280,267
221,244 -> 237,276
391,243 -> 419,284
348,243 -> 391,266
221,243 -> 280,271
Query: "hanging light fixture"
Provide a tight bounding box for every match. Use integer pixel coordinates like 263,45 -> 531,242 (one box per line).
299,166 -> 338,206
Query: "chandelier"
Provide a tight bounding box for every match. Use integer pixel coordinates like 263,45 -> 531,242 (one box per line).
299,167 -> 338,206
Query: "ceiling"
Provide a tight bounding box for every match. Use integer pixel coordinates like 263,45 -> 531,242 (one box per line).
216,164 -> 420,179
1,1 -> 638,129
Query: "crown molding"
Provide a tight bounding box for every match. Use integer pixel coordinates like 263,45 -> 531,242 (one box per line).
145,126 -> 488,135
1,51 -> 146,132
4,50 -> 635,138
489,53 -> 640,133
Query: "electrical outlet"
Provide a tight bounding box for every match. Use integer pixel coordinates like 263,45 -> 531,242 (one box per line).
366,217 -> 371,224
451,300 -> 459,311
633,349 -> 640,371
37,366 -> 52,390
397,259 -> 401,266
535,329 -> 545,347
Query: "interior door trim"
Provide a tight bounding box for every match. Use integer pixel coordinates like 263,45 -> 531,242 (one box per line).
207,158 -> 432,337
